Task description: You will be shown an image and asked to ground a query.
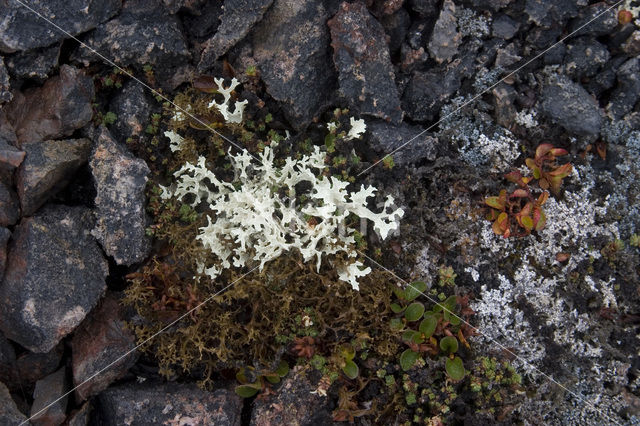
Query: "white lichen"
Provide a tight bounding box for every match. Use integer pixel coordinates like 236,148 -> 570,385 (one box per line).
207,77 -> 248,124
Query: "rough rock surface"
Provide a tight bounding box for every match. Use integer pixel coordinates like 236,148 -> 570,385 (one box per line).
0,228 -> 9,286
0,205 -> 108,353
0,0 -> 121,53
492,14 -> 520,40
608,58 -> 640,120
524,0 -> 580,28
2,344 -> 64,392
0,57 -> 11,104
540,75 -> 602,137
366,119 -> 438,166
0,381 -> 27,426
108,81 -> 153,143
71,294 -> 138,401
4,44 -> 60,82
66,402 -> 91,426
30,367 -> 68,426
198,0 -> 273,70
568,2 -> 618,38
252,0 -> 336,131
251,371 -> 333,425
90,127 -> 151,266
328,1 -> 403,124
427,0 -> 460,64
94,382 -> 242,425
0,183 -> 19,226
0,112 -> 23,171
75,0 -> 191,89
564,37 -> 609,80
5,65 -> 94,146
17,138 -> 91,216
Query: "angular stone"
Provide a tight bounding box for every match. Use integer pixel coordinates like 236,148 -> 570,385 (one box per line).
30,367 -> 67,426
427,0 -> 461,64
622,31 -> 640,56
90,127 -> 151,266
366,119 -> 438,166
4,44 -> 60,83
541,75 -> 602,138
569,2 -> 618,38
495,43 -> 522,69
0,183 -> 19,227
493,83 -> 518,129
162,0 -> 206,14
5,65 -> 94,146
0,331 -> 15,385
0,381 -> 27,426
17,138 -> 91,216
94,382 -> 242,425
407,0 -> 439,17
525,0 -> 580,28
328,2 -> 403,124
181,1 -> 223,40
198,0 -> 273,69
0,0 -> 121,53
8,344 -> 64,391
0,205 -> 108,353
75,0 -> 190,90
0,57 -> 11,104
109,81 -> 153,143
380,8 -> 411,55
252,0 -> 336,130
0,138 -> 25,171
492,14 -> 520,40
608,58 -> 640,120
251,372 -> 333,425
0,228 -> 9,284
66,402 -> 91,426
72,294 -> 138,401
564,37 -> 609,79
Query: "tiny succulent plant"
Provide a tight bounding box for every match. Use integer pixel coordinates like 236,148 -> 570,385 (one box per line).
235,360 -> 290,398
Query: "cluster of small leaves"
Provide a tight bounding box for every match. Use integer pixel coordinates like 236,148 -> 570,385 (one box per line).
468,357 -> 523,415
323,108 -> 364,183
235,360 -> 289,398
486,144 -> 572,238
389,281 -> 475,381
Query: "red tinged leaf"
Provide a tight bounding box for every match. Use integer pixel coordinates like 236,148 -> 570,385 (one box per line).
535,144 -> 554,160
548,163 -> 572,177
510,189 -> 529,198
535,209 -> 546,231
556,252 -> 570,262
192,75 -> 219,93
536,191 -> 549,206
493,212 -> 509,236
485,196 -> 505,210
596,142 -> 606,160
520,215 -> 534,231
550,148 -> 568,157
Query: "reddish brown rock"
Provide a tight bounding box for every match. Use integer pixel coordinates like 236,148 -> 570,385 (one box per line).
0,381 -> 28,426
72,294 -> 138,401
0,183 -> 18,226
30,367 -> 68,426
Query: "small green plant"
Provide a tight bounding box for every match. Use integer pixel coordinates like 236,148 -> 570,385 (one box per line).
382,155 -> 395,170
524,144 -> 572,195
235,360 -> 290,398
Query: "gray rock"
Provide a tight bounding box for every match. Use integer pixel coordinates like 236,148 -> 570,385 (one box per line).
66,402 -> 91,426
162,0 -> 206,14
492,14 -> 520,40
495,43 -> 522,69
525,0 -> 580,28
0,112 -> 22,171
109,81 -> 152,143
71,294 -> 138,401
608,58 -> 640,120
30,367 -> 67,426
17,138 -> 91,216
568,2 -> 618,38
0,205 -> 108,353
564,37 -> 609,79
543,42 -> 565,65
5,65 -> 94,146
251,371 -> 333,425
586,55 -> 626,98
4,44 -> 60,82
0,381 -> 27,426
468,0 -> 511,11
181,1 -> 223,40
622,30 -> 640,56
0,330 -> 16,385
0,228 -> 9,284
380,7 -> 411,55
0,183 -> 19,226
526,25 -> 562,49
75,0 -> 191,90
407,0 -> 439,17
4,344 -> 64,392
366,119 -> 438,166
90,127 -> 151,266
0,57 -> 11,104
95,382 -> 242,425
252,0 -> 336,131
427,0 -> 461,64
493,83 -> 518,129
328,1 -> 403,124
0,0 -> 121,53
198,0 -> 274,70
541,75 -> 602,137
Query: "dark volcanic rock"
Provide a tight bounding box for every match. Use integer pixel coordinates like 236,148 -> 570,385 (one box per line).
0,205 -> 108,353
71,294 -> 138,401
427,0 -> 461,64
0,57 -> 11,104
0,0 -> 121,53
66,402 -> 91,426
0,381 -> 27,426
380,7 -> 411,55
0,112 -> 22,171
492,14 -> 520,40
162,0 -> 206,14
252,0 -> 336,131
564,37 -> 610,79
569,2 -> 618,38
0,228 -> 9,284
366,119 -> 438,166
5,344 -> 64,391
5,65 -> 94,146
75,0 -> 191,89
407,0 -> 439,17
328,1 -> 403,124
181,1 -> 223,40
95,382 -> 242,425
30,367 -> 68,426
251,371 -> 333,425
198,0 -> 274,70
585,55 -> 626,98
17,138 -> 91,216
540,75 -> 602,138
622,30 -> 640,56
493,83 -> 518,129
4,44 -> 60,82
0,183 -> 19,226
608,58 -> 640,120
109,81 -> 153,142
525,0 -> 580,28
90,127 -> 151,266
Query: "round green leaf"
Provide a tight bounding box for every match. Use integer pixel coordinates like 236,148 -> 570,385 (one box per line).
390,318 -> 404,331
439,336 -> 459,354
404,281 -> 427,301
400,349 -> 419,371
419,314 -> 437,338
390,303 -> 405,313
402,330 -> 424,344
265,374 -> 281,384
342,360 -> 359,379
235,384 -> 260,398
275,360 -> 289,377
445,356 -> 465,381
404,302 -> 425,322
